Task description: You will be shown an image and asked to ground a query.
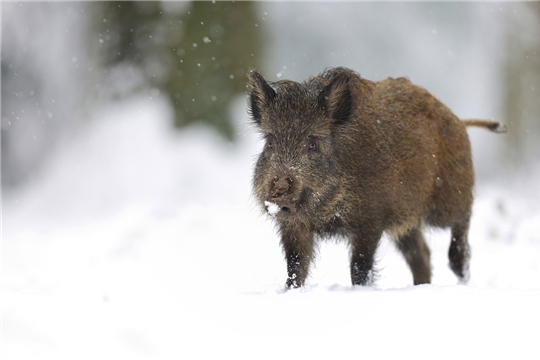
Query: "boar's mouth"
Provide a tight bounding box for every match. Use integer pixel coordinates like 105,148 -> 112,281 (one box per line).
265,196 -> 297,217
264,189 -> 307,219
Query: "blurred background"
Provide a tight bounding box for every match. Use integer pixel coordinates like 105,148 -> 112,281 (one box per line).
2,2 -> 540,358
3,1 -> 540,193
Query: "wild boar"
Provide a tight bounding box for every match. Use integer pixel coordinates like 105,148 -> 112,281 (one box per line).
248,67 -> 506,288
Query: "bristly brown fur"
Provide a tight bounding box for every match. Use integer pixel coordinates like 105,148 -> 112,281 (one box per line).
247,67 -> 506,289
247,69 -> 276,125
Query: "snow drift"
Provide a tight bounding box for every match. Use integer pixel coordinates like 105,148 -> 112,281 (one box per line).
2,96 -> 540,359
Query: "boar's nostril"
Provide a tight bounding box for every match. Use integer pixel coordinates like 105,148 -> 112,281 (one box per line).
272,176 -> 293,197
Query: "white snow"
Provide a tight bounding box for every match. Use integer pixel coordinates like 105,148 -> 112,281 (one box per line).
3,96 -> 540,359
264,201 -> 280,216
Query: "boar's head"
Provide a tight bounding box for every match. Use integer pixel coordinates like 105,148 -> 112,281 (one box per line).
248,69 -> 357,224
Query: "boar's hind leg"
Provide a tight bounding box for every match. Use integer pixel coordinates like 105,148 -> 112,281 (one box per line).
280,226 -> 314,289
449,221 -> 471,283
396,227 -> 431,285
349,227 -> 382,286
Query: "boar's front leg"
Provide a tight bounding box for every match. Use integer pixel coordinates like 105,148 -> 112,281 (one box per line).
280,225 -> 314,289
349,225 -> 383,286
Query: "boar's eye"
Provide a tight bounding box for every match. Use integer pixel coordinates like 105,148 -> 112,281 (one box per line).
307,138 -> 319,152
266,135 -> 275,150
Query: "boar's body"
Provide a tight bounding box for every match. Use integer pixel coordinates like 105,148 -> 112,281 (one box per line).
248,67 -> 504,288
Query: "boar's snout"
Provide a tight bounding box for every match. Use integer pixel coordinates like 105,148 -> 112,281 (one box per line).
271,175 -> 292,197
265,174 -> 300,218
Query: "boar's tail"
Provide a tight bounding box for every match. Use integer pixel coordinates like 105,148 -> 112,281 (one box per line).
462,119 -> 508,133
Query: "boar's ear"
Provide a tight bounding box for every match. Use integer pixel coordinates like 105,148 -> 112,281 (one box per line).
247,69 -> 276,125
318,73 -> 354,125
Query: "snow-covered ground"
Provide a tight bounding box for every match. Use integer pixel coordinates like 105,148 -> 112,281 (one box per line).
3,96 -> 540,359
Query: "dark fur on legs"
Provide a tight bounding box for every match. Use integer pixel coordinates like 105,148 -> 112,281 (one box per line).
449,222 -> 471,282
280,225 -> 314,288
396,227 -> 431,285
